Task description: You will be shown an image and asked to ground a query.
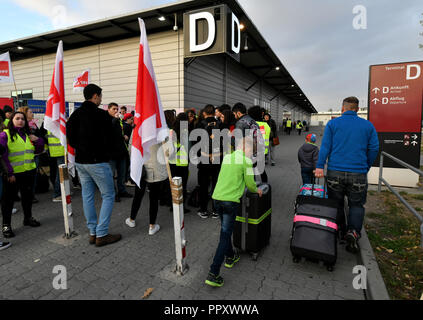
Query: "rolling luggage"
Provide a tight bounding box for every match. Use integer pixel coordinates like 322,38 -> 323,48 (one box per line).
290,182 -> 339,271
233,184 -> 272,261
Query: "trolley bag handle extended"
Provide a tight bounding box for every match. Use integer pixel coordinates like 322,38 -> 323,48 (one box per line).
310,177 -> 327,198
241,188 -> 249,252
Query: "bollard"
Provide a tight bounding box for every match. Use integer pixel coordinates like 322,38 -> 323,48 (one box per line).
171,177 -> 189,276
59,164 -> 76,239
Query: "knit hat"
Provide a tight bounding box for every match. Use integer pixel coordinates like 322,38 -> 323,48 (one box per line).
3,105 -> 13,113
306,134 -> 317,143
123,113 -> 133,121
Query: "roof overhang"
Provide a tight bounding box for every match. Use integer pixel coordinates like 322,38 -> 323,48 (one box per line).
0,0 -> 316,113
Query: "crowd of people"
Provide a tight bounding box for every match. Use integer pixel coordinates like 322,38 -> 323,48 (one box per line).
0,86 -> 378,290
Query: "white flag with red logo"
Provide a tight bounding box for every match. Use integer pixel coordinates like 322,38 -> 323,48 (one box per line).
131,18 -> 169,187
73,69 -> 90,92
0,52 -> 14,84
45,41 -> 76,176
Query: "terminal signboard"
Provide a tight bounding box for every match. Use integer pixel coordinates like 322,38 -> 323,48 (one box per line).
368,61 -> 423,169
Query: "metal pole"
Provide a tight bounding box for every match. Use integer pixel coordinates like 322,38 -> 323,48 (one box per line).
59,164 -> 76,238
420,224 -> 423,248
378,153 -> 384,193
171,177 -> 189,275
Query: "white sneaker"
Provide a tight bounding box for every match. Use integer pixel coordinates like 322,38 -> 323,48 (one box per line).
12,208 -> 18,214
125,218 -> 136,228
149,224 -> 160,236
52,197 -> 62,203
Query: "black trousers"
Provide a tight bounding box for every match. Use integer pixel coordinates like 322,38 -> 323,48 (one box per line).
170,164 -> 189,202
2,169 -> 36,226
130,179 -> 164,225
198,164 -> 221,212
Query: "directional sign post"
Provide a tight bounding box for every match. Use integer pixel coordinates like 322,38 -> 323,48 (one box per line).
368,61 -> 423,187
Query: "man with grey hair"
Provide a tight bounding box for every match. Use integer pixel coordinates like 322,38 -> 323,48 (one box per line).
315,96 -> 379,254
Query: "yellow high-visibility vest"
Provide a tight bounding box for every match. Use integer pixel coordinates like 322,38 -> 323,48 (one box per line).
47,131 -> 65,158
4,129 -> 36,174
286,120 -> 292,128
257,121 -> 271,155
168,130 -> 188,167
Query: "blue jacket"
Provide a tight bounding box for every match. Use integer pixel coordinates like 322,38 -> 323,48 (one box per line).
316,111 -> 379,173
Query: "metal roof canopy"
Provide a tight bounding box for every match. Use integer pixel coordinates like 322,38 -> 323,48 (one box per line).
0,0 -> 316,113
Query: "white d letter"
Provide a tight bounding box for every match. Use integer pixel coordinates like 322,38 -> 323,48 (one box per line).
231,13 -> 241,54
407,64 -> 421,80
190,12 -> 216,52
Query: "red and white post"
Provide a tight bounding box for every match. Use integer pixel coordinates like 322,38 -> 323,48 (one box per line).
171,177 -> 189,276
59,164 -> 75,238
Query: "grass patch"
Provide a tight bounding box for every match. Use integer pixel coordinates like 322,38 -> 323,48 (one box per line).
365,192 -> 423,300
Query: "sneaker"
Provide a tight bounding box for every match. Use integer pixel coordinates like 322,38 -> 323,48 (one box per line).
125,218 -> 136,228
345,230 -> 360,254
149,224 -> 160,236
197,211 -> 209,219
12,208 -> 18,214
95,234 -> 122,247
205,273 -> 224,288
210,212 -> 220,219
0,241 -> 11,251
2,225 -> 15,238
52,196 -> 62,202
23,217 -> 41,227
224,253 -> 241,269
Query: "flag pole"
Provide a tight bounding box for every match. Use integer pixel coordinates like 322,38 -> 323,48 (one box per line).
13,80 -> 20,109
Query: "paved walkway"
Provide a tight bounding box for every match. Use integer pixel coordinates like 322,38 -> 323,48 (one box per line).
0,127 -> 365,300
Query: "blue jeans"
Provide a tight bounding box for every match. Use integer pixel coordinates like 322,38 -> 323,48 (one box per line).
210,200 -> 240,276
301,167 -> 315,185
75,163 -> 115,238
110,158 -> 127,195
53,156 -> 65,198
326,170 -> 368,235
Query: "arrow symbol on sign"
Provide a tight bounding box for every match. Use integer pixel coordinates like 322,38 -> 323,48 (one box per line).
372,98 -> 380,104
412,134 -> 418,140
412,141 -> 418,146
372,87 -> 381,94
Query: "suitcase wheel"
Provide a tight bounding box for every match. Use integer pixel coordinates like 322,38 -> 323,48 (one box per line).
326,264 -> 334,272
292,256 -> 301,263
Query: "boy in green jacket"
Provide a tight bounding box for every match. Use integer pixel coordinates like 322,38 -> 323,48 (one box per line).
205,137 -> 262,287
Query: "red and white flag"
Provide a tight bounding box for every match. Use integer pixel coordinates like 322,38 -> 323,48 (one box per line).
45,41 -> 75,176
73,69 -> 90,92
131,18 -> 169,187
0,52 -> 14,84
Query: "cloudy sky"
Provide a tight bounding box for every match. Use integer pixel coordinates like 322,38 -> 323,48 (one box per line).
1,0 -> 422,111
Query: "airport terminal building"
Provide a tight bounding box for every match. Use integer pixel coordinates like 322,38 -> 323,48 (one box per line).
0,0 -> 316,124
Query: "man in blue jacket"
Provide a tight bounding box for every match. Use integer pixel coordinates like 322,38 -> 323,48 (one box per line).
315,97 -> 379,254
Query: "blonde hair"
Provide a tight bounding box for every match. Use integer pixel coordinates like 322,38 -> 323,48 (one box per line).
17,106 -> 30,117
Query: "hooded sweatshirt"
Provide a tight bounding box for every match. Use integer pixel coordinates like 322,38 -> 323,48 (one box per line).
298,142 -> 319,169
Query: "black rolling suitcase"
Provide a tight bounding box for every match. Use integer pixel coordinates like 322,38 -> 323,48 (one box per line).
233,184 -> 272,261
290,183 -> 340,271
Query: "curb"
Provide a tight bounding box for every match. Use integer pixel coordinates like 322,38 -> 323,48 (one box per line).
358,228 -> 390,300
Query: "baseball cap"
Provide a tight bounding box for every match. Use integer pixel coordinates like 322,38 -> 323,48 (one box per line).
123,113 -> 133,121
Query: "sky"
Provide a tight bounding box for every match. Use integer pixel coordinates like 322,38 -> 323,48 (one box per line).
0,0 -> 422,112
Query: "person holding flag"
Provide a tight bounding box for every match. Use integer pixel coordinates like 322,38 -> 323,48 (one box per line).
126,18 -> 169,234
67,84 -> 121,247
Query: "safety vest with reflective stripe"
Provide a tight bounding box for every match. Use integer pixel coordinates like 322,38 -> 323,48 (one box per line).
168,130 -> 188,167
257,121 -> 271,155
286,120 -> 292,128
296,122 -> 304,130
4,119 -> 9,127
47,131 -> 65,157
4,129 -> 36,174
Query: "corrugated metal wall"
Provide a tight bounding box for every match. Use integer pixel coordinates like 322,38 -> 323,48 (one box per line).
184,53 -> 303,127
0,30 -> 184,110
